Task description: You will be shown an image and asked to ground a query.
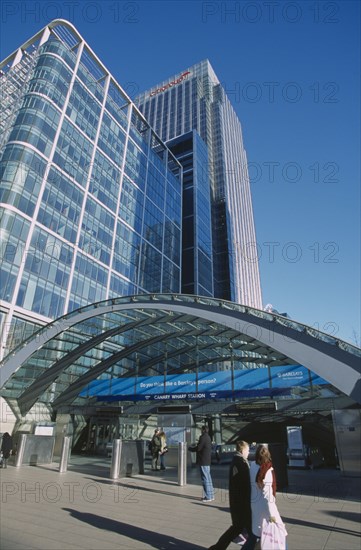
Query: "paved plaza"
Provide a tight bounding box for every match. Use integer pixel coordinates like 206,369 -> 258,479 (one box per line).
0,455 -> 360,550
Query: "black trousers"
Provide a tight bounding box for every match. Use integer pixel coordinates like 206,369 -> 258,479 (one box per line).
210,523 -> 245,550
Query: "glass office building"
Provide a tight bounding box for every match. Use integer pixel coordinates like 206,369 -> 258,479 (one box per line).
0,20 -> 182,359
137,60 -> 262,308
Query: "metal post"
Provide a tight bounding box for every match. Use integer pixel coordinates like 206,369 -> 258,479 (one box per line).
110,439 -> 122,479
15,434 -> 26,467
59,436 -> 72,473
178,441 -> 187,486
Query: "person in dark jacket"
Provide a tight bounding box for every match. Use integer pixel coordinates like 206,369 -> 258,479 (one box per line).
189,425 -> 214,502
1,432 -> 13,468
208,440 -> 251,550
151,428 -> 162,471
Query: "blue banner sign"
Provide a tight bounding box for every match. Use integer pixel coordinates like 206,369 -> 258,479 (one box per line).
80,365 -> 328,401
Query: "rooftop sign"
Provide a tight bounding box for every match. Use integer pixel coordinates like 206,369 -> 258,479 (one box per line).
150,71 -> 191,97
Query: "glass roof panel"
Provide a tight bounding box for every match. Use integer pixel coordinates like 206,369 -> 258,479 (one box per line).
1,294 -> 359,411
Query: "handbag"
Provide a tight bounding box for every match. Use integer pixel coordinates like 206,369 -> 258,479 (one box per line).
261,519 -> 287,550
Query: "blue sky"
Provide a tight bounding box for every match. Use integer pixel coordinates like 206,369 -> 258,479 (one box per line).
1,1 -> 360,344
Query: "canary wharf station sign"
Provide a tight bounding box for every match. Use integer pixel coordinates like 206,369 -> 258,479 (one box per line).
80,365 -> 328,402
149,71 -> 191,96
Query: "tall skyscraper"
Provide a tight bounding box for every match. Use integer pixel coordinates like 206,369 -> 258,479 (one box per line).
0,20 -> 182,359
136,60 -> 262,308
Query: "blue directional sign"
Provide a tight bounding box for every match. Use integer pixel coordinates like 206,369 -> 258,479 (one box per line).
79,365 -> 328,401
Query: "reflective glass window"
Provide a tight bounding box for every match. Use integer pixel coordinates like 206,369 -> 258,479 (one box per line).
66,79 -> 101,140
98,112 -> 125,167
53,119 -> 93,186
109,275 -> 135,298
0,144 -> 46,217
69,253 -> 108,311
118,176 -> 144,234
146,163 -> 165,211
28,53 -> 72,108
39,37 -> 76,69
113,222 -> 141,281
8,95 -> 61,157
124,141 -> 147,190
162,258 -> 180,293
16,227 -> 73,318
80,198 -> 115,265
37,167 -> 84,243
139,242 -> 162,293
0,209 -> 30,302
89,150 -> 120,212
143,199 -> 164,252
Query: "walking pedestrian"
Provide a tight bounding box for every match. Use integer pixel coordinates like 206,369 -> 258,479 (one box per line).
242,444 -> 287,550
189,425 -> 214,502
208,440 -> 251,550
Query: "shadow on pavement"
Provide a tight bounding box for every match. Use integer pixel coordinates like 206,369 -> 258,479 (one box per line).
283,469 -> 361,501
326,510 -> 361,525
83,477 -> 202,501
282,516 -> 360,538
62,508 -> 205,549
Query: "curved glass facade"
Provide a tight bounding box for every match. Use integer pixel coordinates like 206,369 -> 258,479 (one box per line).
0,22 -> 182,358
1,294 -> 359,414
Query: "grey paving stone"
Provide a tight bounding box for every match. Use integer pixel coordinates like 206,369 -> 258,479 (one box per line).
0,457 -> 360,550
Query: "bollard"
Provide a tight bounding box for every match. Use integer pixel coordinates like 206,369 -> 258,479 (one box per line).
178,441 -> 187,486
59,436 -> 72,473
15,434 -> 26,467
110,439 -> 122,479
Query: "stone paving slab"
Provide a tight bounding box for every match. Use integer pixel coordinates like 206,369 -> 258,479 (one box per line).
0,457 -> 360,549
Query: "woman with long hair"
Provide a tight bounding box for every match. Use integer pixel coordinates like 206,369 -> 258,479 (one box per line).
243,444 -> 287,549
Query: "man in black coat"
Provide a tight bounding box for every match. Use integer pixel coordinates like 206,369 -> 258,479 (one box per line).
208,440 -> 251,550
189,425 -> 214,502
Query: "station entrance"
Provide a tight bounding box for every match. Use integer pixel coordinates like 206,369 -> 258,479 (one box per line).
1,294 -> 360,477
69,392 -> 356,475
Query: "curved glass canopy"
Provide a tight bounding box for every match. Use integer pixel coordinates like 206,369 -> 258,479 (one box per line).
0,294 -> 360,415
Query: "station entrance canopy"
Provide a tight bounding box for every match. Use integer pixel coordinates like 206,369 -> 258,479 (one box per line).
0,294 -> 360,416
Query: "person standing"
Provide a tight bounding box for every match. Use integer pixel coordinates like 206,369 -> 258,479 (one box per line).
151,428 -> 162,471
189,425 -> 214,502
1,432 -> 13,468
208,440 -> 251,550
159,430 -> 168,470
242,444 -> 287,550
